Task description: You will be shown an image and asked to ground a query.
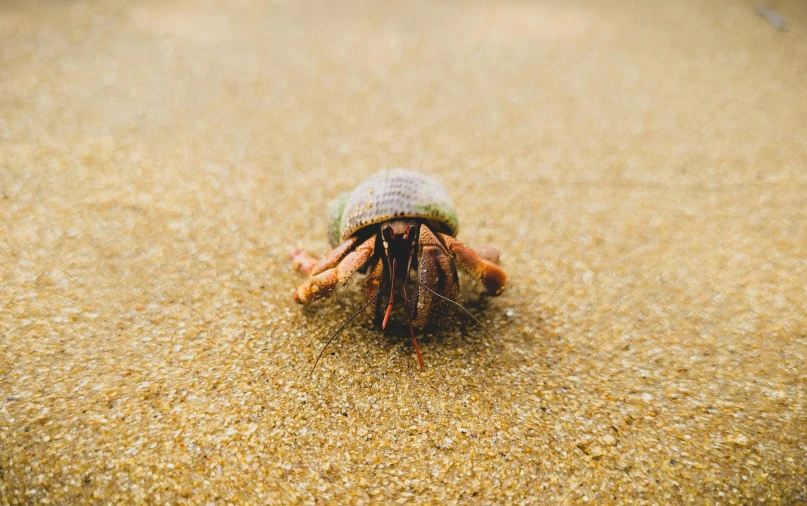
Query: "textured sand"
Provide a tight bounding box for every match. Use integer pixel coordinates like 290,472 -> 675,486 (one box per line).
2,1 -> 806,504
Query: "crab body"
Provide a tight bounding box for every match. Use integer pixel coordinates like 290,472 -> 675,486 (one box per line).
291,169 -> 507,368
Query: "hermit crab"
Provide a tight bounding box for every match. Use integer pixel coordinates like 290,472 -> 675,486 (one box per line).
291,169 -> 507,369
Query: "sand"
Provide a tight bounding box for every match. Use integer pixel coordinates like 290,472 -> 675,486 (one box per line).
1,0 -> 806,503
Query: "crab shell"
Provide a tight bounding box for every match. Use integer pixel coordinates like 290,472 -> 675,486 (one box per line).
327,169 -> 460,246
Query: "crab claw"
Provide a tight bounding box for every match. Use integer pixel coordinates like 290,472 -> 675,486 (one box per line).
290,248 -> 318,276
478,244 -> 501,265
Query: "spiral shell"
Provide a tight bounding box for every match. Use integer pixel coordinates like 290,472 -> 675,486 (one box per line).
328,169 -> 459,246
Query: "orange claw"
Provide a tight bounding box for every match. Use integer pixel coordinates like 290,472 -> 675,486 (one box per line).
292,235 -> 377,306
293,269 -> 338,304
439,234 -> 507,295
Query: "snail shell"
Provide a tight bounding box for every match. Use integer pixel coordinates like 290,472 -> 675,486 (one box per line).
328,169 -> 460,246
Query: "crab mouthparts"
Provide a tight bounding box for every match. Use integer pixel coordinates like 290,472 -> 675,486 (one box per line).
379,220 -> 425,369
380,221 -> 417,331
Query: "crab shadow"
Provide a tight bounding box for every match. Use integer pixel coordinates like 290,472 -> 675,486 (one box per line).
298,285 -> 563,376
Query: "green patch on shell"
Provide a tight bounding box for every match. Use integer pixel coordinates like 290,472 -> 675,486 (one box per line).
327,191 -> 351,246
414,202 -> 459,230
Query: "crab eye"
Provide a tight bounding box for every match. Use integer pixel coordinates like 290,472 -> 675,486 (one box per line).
382,225 -> 395,242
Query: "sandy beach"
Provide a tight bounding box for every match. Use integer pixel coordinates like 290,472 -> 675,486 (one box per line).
1,0 -> 806,503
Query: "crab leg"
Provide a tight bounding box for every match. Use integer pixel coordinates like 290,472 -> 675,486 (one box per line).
364,256 -> 385,320
293,235 -> 376,305
412,225 -> 459,328
438,233 -> 507,295
291,236 -> 359,276
400,229 -> 425,369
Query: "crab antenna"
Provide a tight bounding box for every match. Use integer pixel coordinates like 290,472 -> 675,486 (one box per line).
401,250 -> 424,370
408,279 -> 496,343
310,284 -> 385,375
380,226 -> 396,330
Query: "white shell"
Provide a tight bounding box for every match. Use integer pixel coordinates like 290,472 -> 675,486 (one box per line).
328,169 -> 459,246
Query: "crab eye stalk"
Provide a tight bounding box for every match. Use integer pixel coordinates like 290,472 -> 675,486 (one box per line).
381,225 -> 395,244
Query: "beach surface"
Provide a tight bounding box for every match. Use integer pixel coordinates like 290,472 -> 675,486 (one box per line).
1,0 -> 806,503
